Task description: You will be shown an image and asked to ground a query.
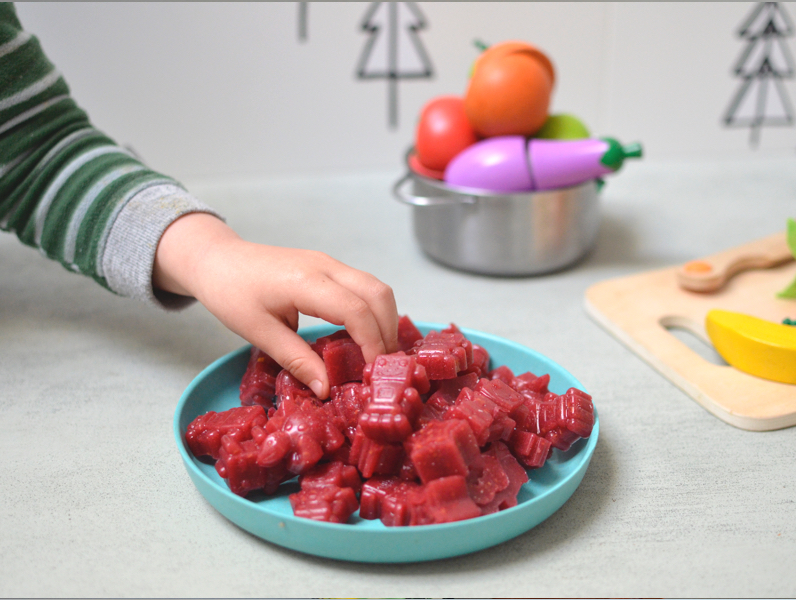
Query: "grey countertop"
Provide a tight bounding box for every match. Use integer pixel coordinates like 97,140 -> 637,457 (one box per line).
2,156 -> 795,598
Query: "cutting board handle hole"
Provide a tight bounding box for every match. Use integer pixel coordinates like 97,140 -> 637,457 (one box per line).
660,317 -> 729,367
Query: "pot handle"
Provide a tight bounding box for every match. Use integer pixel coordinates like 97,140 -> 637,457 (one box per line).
392,173 -> 477,207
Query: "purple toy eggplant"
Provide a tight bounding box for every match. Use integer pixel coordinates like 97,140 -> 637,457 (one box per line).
443,135 -> 643,193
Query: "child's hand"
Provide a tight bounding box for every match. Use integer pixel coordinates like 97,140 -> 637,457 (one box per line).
153,213 -> 398,398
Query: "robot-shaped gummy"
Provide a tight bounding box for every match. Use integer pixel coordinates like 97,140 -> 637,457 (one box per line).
409,331 -> 473,380
289,461 -> 362,523
185,405 -> 266,460
215,432 -> 289,497
358,353 -> 430,443
520,387 -> 595,452
257,398 -> 345,475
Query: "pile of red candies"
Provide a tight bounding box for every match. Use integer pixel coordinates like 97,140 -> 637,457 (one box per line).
185,316 -> 595,526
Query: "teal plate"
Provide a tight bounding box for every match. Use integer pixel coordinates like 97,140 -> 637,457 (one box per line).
174,322 -> 599,563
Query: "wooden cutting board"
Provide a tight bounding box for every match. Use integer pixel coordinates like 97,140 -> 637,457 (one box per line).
584,233 -> 796,431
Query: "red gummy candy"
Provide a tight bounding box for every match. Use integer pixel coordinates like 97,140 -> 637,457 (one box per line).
215,435 -> 289,497
417,393 -> 452,427
298,460 -> 362,495
467,449 -> 510,506
479,441 -> 528,514
239,347 -> 282,409
462,344 -> 490,376
258,400 -> 345,475
312,331 -> 366,387
509,429 -> 552,469
363,352 -> 431,393
441,323 -> 463,334
527,393 -> 559,435
397,315 -> 423,352
419,371 -> 479,426
289,486 -> 359,523
186,405 -> 267,460
359,476 -> 420,526
428,372 -> 479,404
309,329 -> 349,354
348,426 -> 405,478
274,369 -> 318,404
408,475 -> 481,525
359,353 -> 429,443
290,460 -> 362,523
359,407 -> 417,444
327,382 -> 371,441
559,387 -> 595,439
488,365 -> 515,385
410,330 -> 473,380
445,387 -> 515,447
359,476 -> 394,520
406,419 -> 483,484
511,371 -> 550,396
361,474 -> 480,525
444,388 -> 493,446
518,388 -> 594,452
265,393 -> 321,436
324,440 -> 352,464
398,453 -> 418,481
545,427 -> 581,453
474,378 -> 524,416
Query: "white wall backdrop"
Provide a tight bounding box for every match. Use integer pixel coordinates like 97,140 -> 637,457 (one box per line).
14,2 -> 796,183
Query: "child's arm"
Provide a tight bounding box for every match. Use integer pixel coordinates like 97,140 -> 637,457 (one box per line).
0,4 -> 219,309
153,212 -> 398,399
0,3 -> 399,398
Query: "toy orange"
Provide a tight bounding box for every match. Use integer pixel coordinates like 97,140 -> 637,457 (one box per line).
464,41 -> 555,138
471,41 -> 555,84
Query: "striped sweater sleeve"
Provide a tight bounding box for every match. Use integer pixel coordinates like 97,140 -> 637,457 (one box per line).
0,3 -> 222,310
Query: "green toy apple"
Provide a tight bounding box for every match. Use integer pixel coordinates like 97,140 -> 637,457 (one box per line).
777,218 -> 796,299
534,113 -> 590,140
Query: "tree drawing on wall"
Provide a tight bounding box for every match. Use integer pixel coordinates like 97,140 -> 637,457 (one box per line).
297,2 -> 308,42
723,2 -> 795,146
356,2 -> 434,128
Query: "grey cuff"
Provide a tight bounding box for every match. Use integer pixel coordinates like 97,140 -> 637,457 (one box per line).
101,183 -> 224,311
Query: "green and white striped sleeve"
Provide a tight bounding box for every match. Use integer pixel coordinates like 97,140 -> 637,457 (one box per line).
0,3 -> 222,310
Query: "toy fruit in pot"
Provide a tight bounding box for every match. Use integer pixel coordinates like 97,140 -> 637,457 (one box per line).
415,95 -> 479,174
530,137 -> 642,190
444,136 -> 643,193
408,152 -> 445,180
535,113 -> 590,140
464,41 -> 555,138
445,136 -> 532,192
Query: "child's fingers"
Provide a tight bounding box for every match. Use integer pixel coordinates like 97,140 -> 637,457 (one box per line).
244,268 -> 396,398
328,268 -> 399,355
292,276 -> 390,363
248,318 -> 331,399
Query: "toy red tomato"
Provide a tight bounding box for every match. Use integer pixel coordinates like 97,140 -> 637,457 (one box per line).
415,95 -> 478,172
408,152 -> 445,180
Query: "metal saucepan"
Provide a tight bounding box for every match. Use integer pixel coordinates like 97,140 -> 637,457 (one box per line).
393,155 -> 601,276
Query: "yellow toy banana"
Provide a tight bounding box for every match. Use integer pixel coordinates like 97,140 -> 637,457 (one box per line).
706,309 -> 796,385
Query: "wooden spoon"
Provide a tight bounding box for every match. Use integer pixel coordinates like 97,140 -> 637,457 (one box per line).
677,232 -> 793,293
